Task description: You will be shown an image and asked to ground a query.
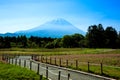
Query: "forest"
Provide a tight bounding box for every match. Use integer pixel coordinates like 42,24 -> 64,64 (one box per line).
0,24 -> 120,49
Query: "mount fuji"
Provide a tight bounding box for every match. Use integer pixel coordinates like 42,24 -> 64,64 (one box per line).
0,18 -> 85,38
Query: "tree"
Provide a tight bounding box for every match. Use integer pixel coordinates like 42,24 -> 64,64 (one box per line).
0,36 -> 4,48
86,25 -> 98,48
72,33 -> 84,47
61,34 -> 84,48
97,24 -> 106,48
61,35 -> 74,48
16,36 -> 27,48
116,31 -> 120,48
105,27 -> 118,48
45,42 -> 55,49
52,39 -> 61,48
86,24 -> 105,48
3,36 -> 11,48
10,37 -> 17,47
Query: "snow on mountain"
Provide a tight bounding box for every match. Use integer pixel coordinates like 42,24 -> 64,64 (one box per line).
1,18 -> 85,38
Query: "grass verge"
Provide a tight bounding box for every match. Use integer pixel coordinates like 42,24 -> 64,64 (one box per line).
0,62 -> 47,80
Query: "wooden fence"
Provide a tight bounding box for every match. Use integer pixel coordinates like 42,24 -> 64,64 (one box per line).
35,55 -> 104,75
1,54 -> 71,80
1,54 -> 118,80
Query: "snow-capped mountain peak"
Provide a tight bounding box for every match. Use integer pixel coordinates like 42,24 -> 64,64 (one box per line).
48,18 -> 72,25
0,18 -> 85,38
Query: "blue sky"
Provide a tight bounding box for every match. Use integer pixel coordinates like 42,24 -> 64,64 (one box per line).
0,0 -> 120,33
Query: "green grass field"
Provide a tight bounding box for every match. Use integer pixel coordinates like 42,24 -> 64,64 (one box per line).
0,48 -> 117,55
0,48 -> 120,79
0,62 -> 47,80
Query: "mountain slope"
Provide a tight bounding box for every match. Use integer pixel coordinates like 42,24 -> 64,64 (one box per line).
1,18 -> 85,38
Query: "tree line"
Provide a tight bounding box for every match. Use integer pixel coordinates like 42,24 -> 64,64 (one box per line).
0,24 -> 120,49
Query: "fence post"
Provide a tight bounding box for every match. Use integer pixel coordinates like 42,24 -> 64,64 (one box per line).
46,56 -> 47,63
68,73 -> 70,80
101,63 -> 103,75
6,56 -> 8,62
12,58 -> 13,64
66,60 -> 68,68
30,61 -> 32,70
24,60 -> 26,68
38,55 -> 39,61
3,55 -> 5,61
5,55 -> 7,61
15,58 -> 17,65
37,63 -> 40,74
7,57 -> 9,62
46,67 -> 48,79
7,55 -> 8,61
88,62 -> 90,72
40,75 -> 43,80
19,59 -> 21,66
76,60 -> 78,69
8,57 -> 10,64
50,57 -> 52,64
2,54 -> 4,60
59,58 -> 61,67
58,71 -> 61,80
31,55 -> 33,60
41,55 -> 43,63
55,58 -> 56,65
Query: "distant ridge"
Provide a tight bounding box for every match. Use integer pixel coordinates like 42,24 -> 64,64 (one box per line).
0,18 -> 85,38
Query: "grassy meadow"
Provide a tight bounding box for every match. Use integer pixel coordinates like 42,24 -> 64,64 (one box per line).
0,48 -> 117,55
0,48 -> 120,79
